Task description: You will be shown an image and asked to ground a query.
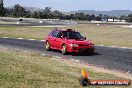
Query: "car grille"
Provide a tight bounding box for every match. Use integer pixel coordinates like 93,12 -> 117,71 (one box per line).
79,44 -> 89,46
79,48 -> 94,52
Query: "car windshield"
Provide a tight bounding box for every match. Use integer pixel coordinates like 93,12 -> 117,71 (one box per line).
63,31 -> 84,40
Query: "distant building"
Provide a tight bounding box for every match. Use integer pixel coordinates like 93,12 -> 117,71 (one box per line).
102,19 -> 108,22
102,18 -> 126,22
108,19 -> 114,22
120,20 -> 126,22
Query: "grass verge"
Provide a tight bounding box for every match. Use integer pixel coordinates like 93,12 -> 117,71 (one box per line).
0,47 -> 131,88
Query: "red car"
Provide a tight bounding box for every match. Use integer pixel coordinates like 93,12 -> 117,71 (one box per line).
45,28 -> 95,55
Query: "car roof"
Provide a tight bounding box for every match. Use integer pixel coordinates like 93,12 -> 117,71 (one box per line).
53,28 -> 75,32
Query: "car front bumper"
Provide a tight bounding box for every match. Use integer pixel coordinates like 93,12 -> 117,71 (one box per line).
67,46 -> 95,53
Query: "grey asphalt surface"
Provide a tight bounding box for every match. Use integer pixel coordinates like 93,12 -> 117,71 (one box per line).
1,17 -> 131,27
0,18 -> 77,26
78,21 -> 132,25
0,23 -> 65,27
0,38 -> 132,73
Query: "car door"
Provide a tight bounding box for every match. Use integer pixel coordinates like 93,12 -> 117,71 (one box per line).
55,31 -> 63,49
49,30 -> 58,48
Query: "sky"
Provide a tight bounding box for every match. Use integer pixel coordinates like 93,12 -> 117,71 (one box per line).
3,0 -> 132,12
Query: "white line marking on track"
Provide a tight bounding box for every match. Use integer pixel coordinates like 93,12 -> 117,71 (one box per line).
42,53 -> 46,56
40,40 -> 45,42
57,57 -> 61,59
70,59 -> 75,61
53,56 -> 57,58
99,45 -> 104,46
121,47 -> 127,49
2,37 -> 8,38
75,60 -> 79,62
109,46 -> 116,48
17,38 -> 24,39
28,39 -> 36,41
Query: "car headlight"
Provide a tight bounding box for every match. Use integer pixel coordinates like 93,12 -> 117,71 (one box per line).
69,44 -> 78,47
91,44 -> 94,47
88,44 -> 94,47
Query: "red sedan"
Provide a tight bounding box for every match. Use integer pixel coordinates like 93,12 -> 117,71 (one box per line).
45,28 -> 95,55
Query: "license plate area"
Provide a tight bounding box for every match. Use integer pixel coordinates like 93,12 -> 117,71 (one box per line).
80,48 -> 87,51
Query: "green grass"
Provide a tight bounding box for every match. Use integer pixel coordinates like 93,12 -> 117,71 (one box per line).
0,48 -> 131,88
72,24 -> 132,48
0,26 -> 52,40
0,24 -> 132,47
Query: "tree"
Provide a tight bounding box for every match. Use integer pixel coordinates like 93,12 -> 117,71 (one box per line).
74,13 -> 87,20
4,8 -> 10,17
119,15 -> 127,20
31,11 -> 38,18
126,14 -> 132,23
0,0 -> 5,16
43,7 -> 52,19
95,16 -> 102,21
44,7 -> 51,13
99,14 -> 102,19
90,14 -> 96,20
53,10 -> 63,19
12,4 -> 30,17
103,15 -> 109,19
86,14 -> 91,21
25,10 -> 31,18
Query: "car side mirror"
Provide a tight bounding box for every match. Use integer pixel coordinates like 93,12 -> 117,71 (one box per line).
84,37 -> 86,40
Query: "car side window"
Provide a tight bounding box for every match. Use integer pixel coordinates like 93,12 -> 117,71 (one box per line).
52,31 -> 58,37
48,30 -> 54,36
57,31 -> 62,38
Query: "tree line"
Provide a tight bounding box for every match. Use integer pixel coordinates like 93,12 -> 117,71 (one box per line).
1,4 -> 132,22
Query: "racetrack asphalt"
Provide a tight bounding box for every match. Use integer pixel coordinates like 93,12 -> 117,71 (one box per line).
0,38 -> 132,74
0,23 -> 66,27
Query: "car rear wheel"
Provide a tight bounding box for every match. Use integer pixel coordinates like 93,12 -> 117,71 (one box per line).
45,42 -> 50,51
62,45 -> 67,55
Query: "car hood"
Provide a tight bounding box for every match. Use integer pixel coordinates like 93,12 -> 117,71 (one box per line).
67,39 -> 93,45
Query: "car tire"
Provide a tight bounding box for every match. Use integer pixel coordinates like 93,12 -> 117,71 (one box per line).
62,44 -> 67,55
45,41 -> 50,51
